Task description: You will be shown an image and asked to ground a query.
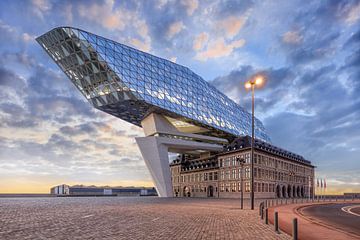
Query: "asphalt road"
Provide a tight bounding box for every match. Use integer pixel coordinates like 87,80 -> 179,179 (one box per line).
301,203 -> 360,237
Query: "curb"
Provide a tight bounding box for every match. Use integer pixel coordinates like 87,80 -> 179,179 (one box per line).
295,202 -> 360,239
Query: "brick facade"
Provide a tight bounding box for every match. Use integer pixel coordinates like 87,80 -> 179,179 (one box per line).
170,136 -> 315,199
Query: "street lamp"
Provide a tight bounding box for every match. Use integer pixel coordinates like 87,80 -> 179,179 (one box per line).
236,157 -> 246,209
244,75 -> 264,210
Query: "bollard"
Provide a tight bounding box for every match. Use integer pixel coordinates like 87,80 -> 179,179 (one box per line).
265,208 -> 268,224
293,218 -> 298,240
274,211 -> 279,233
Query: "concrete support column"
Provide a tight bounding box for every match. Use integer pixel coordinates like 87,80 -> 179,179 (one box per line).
136,137 -> 173,197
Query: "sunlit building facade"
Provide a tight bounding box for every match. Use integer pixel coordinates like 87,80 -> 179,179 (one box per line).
171,136 -> 315,198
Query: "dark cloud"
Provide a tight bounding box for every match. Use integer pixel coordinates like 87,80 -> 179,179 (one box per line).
59,122 -> 110,137
0,66 -> 26,89
210,65 -> 294,113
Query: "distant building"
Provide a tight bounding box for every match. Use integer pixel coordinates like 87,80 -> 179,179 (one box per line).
344,193 -> 360,198
50,184 -> 69,195
50,185 -> 157,196
170,136 -> 315,199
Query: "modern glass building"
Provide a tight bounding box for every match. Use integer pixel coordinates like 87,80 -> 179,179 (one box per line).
36,27 -> 270,142
37,27 -> 271,197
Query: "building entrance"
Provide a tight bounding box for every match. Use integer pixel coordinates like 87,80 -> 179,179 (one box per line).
207,185 -> 214,197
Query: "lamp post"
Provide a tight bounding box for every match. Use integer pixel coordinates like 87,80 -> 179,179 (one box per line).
245,75 -> 264,210
237,157 -> 246,209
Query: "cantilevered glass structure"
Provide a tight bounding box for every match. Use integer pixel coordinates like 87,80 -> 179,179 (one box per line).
36,27 -> 270,142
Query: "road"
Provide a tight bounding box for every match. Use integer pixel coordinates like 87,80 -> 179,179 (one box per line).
301,203 -> 360,237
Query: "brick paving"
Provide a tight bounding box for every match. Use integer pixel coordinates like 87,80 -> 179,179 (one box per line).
0,197 -> 290,240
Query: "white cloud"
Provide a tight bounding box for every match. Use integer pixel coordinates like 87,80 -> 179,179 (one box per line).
195,38 -> 246,61
193,32 -> 209,51
78,0 -> 127,31
31,0 -> 52,19
282,31 -> 303,44
170,57 -> 177,63
22,33 -> 36,43
167,21 -> 185,39
344,2 -> 360,25
130,38 -> 151,52
217,16 -> 246,39
181,0 -> 199,16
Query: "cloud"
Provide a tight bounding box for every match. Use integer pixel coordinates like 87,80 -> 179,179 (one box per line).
215,0 -> 254,17
195,38 -> 245,61
130,38 -> 151,52
31,0 -> 52,19
181,0 -> 198,16
78,0 -> 125,30
193,32 -> 209,51
344,2 -> 360,25
166,21 -> 184,39
282,31 -> 303,44
217,16 -> 246,39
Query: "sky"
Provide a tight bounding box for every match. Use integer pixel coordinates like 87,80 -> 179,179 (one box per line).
0,0 -> 359,194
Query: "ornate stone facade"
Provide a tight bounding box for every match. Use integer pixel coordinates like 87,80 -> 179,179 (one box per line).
170,136 -> 315,198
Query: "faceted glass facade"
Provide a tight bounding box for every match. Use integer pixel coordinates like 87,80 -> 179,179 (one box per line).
37,27 -> 270,142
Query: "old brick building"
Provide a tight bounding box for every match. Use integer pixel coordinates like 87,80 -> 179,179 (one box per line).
170,136 -> 315,199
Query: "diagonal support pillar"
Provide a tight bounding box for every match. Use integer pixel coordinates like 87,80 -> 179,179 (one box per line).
136,136 -> 173,197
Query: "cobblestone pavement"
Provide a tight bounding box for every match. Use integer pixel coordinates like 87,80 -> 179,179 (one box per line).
0,197 -> 290,240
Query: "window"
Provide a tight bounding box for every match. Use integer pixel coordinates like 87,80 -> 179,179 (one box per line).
238,168 -> 242,179
204,173 -> 208,181
219,159 -> 223,167
232,169 -> 236,179
245,168 -> 250,179
232,157 -> 236,166
231,182 -> 236,192
209,172 -> 213,181
220,183 -> 224,192
245,182 -> 250,192
214,172 -> 218,180
238,182 -> 242,192
221,171 -> 224,180
225,183 -> 230,192
245,153 -> 250,163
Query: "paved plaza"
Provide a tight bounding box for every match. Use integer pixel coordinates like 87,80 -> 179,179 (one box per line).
0,197 -> 290,240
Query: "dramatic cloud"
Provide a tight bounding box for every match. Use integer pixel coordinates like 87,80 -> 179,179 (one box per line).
217,16 -> 246,39
193,32 -> 209,51
181,0 -> 198,16
195,38 -> 245,61
166,21 -> 184,39
282,31 -> 303,45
